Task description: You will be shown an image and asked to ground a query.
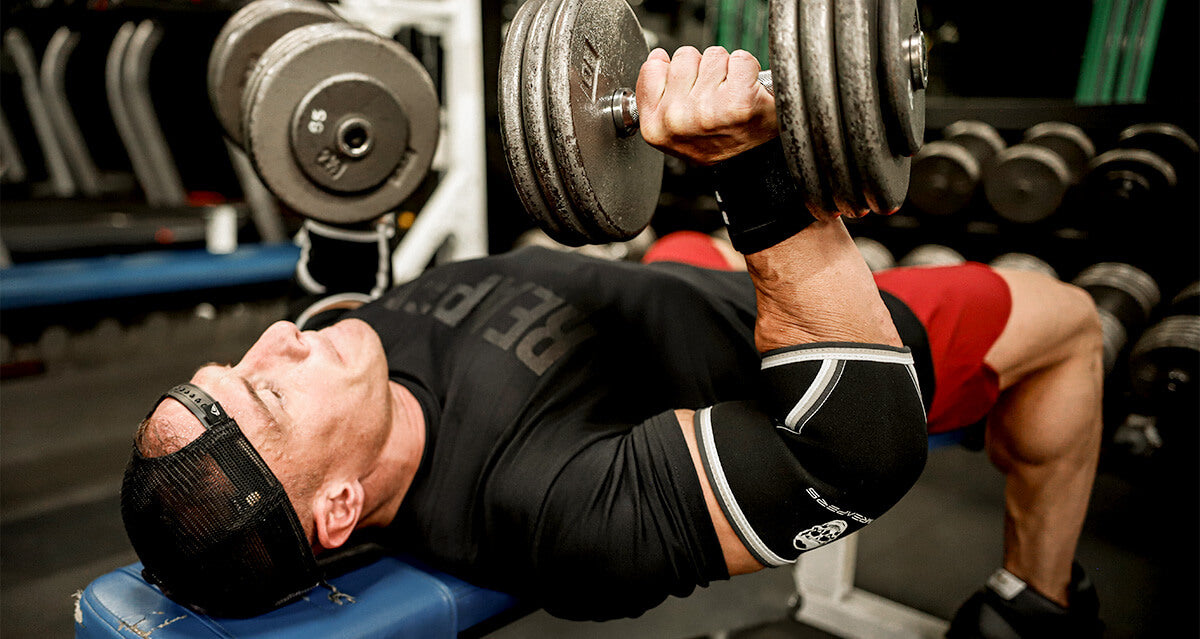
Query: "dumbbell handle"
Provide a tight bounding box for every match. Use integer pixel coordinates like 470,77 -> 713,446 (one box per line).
610,69 -> 774,136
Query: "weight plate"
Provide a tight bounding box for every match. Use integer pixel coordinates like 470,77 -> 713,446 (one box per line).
898,244 -> 964,267
521,0 -> 595,244
798,0 -> 863,215
546,0 -> 664,241
853,236 -> 895,272
241,19 -> 318,149
245,23 -> 440,224
878,0 -> 924,156
1171,281 -> 1199,315
908,140 -> 979,216
768,0 -> 830,220
208,0 -> 339,146
499,0 -> 583,244
943,120 -> 1005,167
1073,262 -> 1161,319
289,74 -> 409,193
984,144 -> 1071,224
1085,148 -> 1177,205
1117,122 -> 1198,176
834,0 -> 911,214
989,252 -> 1058,280
1129,315 -> 1200,401
1023,121 -> 1095,184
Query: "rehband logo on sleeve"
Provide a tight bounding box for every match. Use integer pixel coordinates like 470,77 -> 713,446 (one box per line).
806,487 -> 873,525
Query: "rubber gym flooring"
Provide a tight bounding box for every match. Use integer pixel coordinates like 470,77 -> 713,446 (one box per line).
1,296 -> 1194,638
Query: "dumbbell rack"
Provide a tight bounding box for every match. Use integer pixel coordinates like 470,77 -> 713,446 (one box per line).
333,0 -> 490,283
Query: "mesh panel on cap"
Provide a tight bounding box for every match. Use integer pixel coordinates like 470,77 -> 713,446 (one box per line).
121,413 -> 321,617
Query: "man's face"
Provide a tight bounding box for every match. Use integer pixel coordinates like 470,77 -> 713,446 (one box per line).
152,319 -> 393,514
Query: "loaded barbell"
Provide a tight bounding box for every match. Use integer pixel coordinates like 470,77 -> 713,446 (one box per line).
499,0 -> 928,245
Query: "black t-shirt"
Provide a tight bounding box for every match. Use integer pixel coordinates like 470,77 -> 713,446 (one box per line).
337,247 -> 931,620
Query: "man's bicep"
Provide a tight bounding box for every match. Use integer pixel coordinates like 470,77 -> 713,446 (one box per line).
675,408 -> 763,576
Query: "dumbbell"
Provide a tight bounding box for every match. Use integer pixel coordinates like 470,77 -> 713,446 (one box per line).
1126,282 -> 1200,406
985,122 -> 1095,224
1084,122 -> 1196,209
206,0 -> 440,224
908,120 -> 1005,217
1071,262 -> 1160,376
897,244 -> 965,268
853,236 -> 896,272
499,0 -> 929,245
988,252 -> 1059,280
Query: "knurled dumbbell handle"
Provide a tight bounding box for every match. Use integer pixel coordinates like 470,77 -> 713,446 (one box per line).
612,70 -> 773,135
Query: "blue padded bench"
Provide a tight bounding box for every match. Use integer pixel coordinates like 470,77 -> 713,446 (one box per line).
75,556 -> 523,638
0,244 -> 300,311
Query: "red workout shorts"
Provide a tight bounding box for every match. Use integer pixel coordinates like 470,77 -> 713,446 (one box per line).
642,231 -> 1013,434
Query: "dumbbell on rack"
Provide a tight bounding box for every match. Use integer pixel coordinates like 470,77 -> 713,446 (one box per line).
989,252 -> 1059,280
908,120 -> 1005,217
897,243 -> 965,268
852,236 -> 896,272
1084,122 -> 1197,211
985,122 -> 1095,224
206,0 -> 440,224
499,0 -> 929,245
1071,262 -> 1160,377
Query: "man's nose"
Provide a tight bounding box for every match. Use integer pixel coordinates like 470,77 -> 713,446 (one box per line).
243,321 -> 309,364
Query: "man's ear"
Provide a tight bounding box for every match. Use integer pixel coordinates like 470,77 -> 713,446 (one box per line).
311,480 -> 364,551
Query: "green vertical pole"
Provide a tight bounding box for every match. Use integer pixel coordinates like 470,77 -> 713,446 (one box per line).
1130,0 -> 1168,101
1115,0 -> 1148,102
1077,0 -> 1113,103
1096,0 -> 1133,103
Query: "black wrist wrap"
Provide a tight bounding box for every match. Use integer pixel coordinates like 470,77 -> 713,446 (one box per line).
710,137 -> 814,254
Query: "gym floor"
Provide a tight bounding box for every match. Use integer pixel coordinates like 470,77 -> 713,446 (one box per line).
1,295 -> 1195,639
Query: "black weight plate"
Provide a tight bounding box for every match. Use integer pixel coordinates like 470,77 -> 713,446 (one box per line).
1073,261 -> 1161,321
1117,122 -> 1198,176
834,0 -> 910,214
499,0 -> 584,244
245,23 -> 440,224
908,140 -> 979,216
984,144 -> 1071,224
208,0 -> 339,146
521,0 -> 595,244
798,0 -> 863,215
767,0 -> 830,220
1129,315 -> 1200,401
878,0 -> 924,156
1085,148 -> 1177,205
943,119 -> 1005,167
546,0 -> 664,241
1023,121 -> 1095,184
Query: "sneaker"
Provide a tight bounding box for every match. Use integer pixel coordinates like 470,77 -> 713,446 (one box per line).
945,562 -> 1104,638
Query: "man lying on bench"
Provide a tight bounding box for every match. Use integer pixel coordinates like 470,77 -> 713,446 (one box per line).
119,47 -> 1104,638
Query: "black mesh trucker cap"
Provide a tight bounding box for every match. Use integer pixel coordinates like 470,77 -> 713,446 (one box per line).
120,383 -> 321,617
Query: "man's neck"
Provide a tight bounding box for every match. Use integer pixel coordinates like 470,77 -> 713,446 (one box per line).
357,380 -> 426,528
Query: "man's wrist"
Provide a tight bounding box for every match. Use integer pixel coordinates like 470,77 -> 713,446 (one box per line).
710,137 -> 814,254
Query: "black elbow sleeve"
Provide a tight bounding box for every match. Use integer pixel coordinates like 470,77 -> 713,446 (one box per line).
693,342 -> 928,566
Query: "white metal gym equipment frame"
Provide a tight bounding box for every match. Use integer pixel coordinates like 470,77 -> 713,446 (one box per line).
792,532 -> 950,638
333,0 -> 490,284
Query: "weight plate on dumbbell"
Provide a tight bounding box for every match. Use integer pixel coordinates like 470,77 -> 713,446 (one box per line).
208,0 -> 340,146
943,120 -> 1005,168
908,140 -> 979,216
1073,262 -> 1161,321
244,22 -> 440,224
984,144 -> 1071,224
1023,121 -> 1095,185
1084,148 -> 1177,205
898,244 -> 964,267
1129,315 -> 1200,401
1117,122 -> 1198,175
834,0 -> 911,214
798,0 -> 863,215
500,0 -> 585,244
1171,281 -> 1199,316
545,0 -> 664,241
768,0 -> 829,220
989,252 -> 1058,280
878,0 -> 924,156
853,236 -> 895,272
520,0 -> 597,244
289,74 -> 410,193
